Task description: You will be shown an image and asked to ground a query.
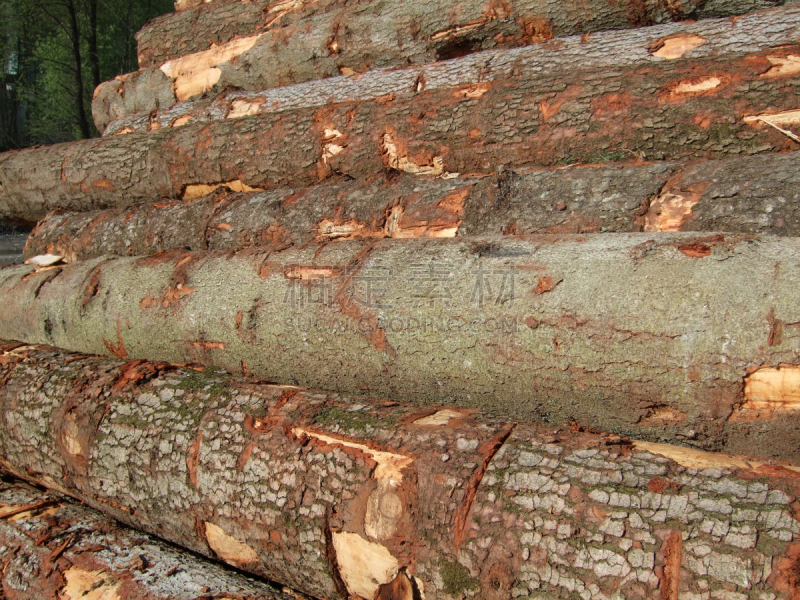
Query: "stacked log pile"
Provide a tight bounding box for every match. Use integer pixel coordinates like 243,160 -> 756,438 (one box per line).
1,0 -> 800,597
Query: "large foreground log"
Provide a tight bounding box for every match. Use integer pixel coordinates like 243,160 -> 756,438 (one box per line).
0,478 -> 303,600
7,18 -> 800,225
3,234 -> 800,460
23,152 -> 800,263
136,0 -> 799,71
2,342 -> 800,599
95,6 -> 800,135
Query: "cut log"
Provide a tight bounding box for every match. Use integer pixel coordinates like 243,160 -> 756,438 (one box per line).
134,0 -> 800,73
7,18 -> 800,225
96,5 -> 800,134
22,152 -> 800,262
3,234 -> 800,461
2,342 -> 800,600
0,478 -> 304,600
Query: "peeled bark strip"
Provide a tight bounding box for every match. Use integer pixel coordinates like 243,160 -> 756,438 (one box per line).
0,479 -> 302,600
2,343 -> 800,600
23,152 -> 800,262
4,233 -> 800,460
8,22 -> 800,225
96,5 -> 800,134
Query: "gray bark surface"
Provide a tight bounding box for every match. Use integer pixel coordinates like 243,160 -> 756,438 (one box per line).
134,0 -> 800,70
23,153 -> 800,262
2,342 -> 800,600
96,6 -> 800,133
0,477 -> 303,600
3,234 -> 800,461
5,12 -> 800,225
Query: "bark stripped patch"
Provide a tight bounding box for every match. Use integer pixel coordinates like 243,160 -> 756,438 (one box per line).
660,74 -> 729,101
412,408 -> 465,427
633,440 -> 800,473
228,97 -> 266,119
160,34 -> 264,101
61,567 -> 121,600
761,54 -> 800,78
381,133 -> 448,177
643,182 -> 710,232
204,521 -> 261,565
292,427 -> 413,541
773,542 -> 800,598
648,33 -> 707,59
182,179 -> 263,200
659,531 -> 682,600
743,365 -> 800,410
677,242 -> 711,257
332,531 -> 401,599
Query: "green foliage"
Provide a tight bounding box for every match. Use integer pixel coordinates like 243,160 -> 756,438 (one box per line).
0,0 -> 173,149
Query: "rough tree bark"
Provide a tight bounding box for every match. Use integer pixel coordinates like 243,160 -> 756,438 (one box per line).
94,5 -> 800,134
3,234 -> 800,461
22,152 -> 800,262
2,342 -> 800,600
133,0 -> 800,73
0,477 -> 304,600
5,15 -> 800,225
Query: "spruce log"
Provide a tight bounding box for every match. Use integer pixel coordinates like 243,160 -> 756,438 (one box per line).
7,23 -> 800,225
0,478 -> 303,600
96,6 -> 800,134
134,0 -> 800,73
4,234 -> 800,460
23,152 -> 800,263
3,342 -> 800,600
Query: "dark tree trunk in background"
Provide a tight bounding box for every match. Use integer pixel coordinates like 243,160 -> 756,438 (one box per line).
65,0 -> 92,138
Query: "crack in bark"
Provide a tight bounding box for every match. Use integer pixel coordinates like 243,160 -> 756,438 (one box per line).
453,423 -> 515,549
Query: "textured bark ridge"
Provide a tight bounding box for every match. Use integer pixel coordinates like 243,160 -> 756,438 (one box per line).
0,478 -> 302,600
4,234 -> 800,461
134,0 -> 800,74
96,5 -> 800,134
2,343 -> 800,600
23,152 -> 800,262
8,15 -> 800,225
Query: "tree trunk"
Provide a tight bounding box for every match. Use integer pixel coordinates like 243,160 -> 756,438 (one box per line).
94,4 -> 800,133
0,477 -> 304,600
4,233 -> 800,461
134,0 -> 800,73
23,152 -> 800,263
66,0 -> 92,139
6,15 -> 800,225
2,342 -> 800,600
87,0 -> 101,92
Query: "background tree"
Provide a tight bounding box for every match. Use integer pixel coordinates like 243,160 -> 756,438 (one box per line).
0,0 -> 172,150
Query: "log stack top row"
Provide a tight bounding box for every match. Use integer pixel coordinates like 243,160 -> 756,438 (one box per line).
2,0 -> 800,598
